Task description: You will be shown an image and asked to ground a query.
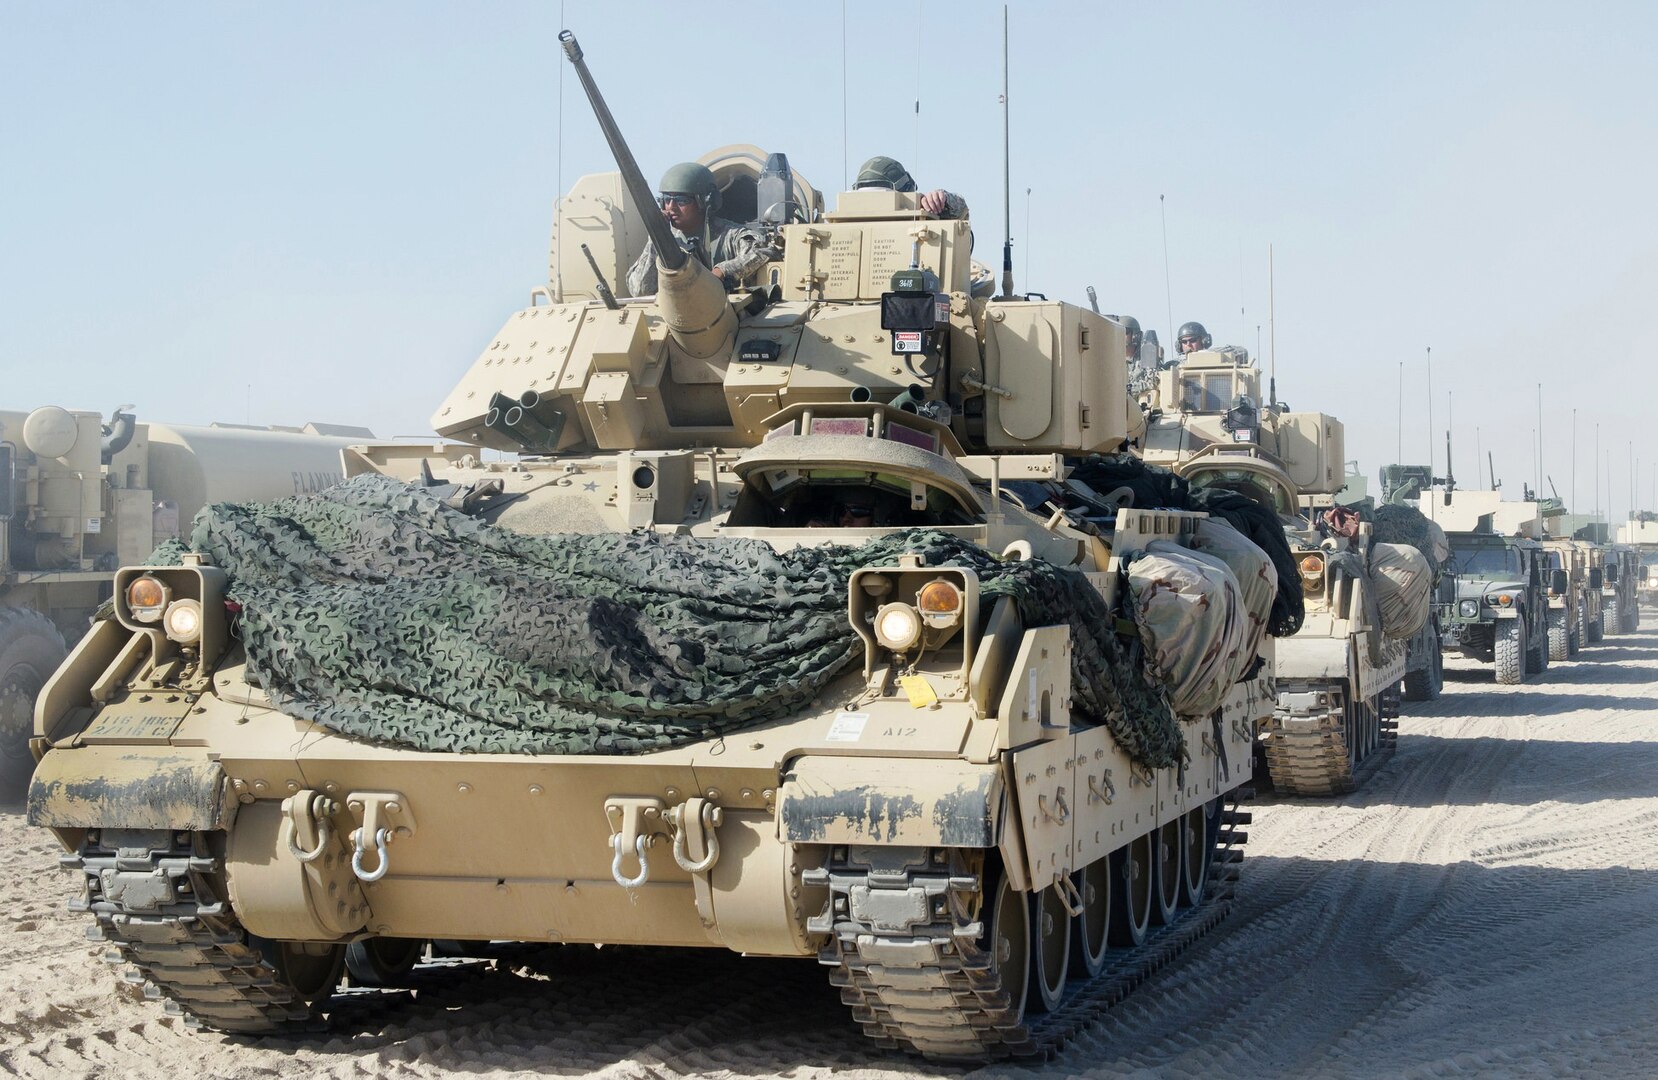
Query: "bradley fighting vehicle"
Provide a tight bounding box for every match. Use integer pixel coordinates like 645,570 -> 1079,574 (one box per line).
0,405 -> 365,775
1377,464 -> 1452,702
1140,346 -> 1425,796
25,34 -> 1274,1061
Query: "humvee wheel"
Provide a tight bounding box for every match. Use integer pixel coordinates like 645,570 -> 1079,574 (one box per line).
1069,860 -> 1111,979
1548,611 -> 1569,662
1495,620 -> 1525,684
1109,835 -> 1152,946
1030,884 -> 1070,1013
257,938 -> 346,1008
1180,806 -> 1210,907
1526,616 -> 1549,675
983,870 -> 1031,1024
344,937 -> 423,987
1151,821 -> 1182,925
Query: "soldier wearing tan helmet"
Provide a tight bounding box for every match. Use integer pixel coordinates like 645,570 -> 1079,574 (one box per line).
625,161 -> 775,297
853,156 -> 968,220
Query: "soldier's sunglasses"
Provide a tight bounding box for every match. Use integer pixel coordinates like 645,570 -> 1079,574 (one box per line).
658,194 -> 696,208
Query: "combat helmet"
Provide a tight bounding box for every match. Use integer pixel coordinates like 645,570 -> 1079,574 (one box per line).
659,161 -> 722,213
853,155 -> 917,193
1177,321 -> 1212,352
1120,314 -> 1143,354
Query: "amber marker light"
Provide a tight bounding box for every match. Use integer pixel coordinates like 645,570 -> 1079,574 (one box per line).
126,575 -> 169,623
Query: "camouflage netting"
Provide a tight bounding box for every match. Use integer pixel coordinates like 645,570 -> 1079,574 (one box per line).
166,474 -> 1187,768
1367,503 -> 1451,574
1065,455 -> 1305,637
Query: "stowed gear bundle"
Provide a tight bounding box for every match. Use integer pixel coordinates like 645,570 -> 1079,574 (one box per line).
165,474 -> 1191,767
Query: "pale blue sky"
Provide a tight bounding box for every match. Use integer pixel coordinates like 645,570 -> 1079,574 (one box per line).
4,2 -> 1655,518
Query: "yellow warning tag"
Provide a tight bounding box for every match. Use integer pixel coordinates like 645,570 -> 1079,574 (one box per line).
899,675 -> 938,709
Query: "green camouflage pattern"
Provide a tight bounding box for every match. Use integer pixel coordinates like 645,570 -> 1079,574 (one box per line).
165,475 -> 1185,767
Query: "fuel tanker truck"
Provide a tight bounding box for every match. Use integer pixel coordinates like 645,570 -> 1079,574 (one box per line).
1139,344 -> 1433,795
0,405 -> 367,773
23,34 -> 1292,1061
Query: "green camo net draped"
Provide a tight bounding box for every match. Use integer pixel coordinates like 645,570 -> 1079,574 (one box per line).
165,474 -> 1186,767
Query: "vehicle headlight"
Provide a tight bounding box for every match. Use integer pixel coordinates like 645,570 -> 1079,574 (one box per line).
874,603 -> 922,652
1485,593 -> 1513,607
125,575 -> 170,623
162,598 -> 204,645
1459,600 -> 1478,618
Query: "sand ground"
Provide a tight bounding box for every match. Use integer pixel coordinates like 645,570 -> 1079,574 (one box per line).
2,629 -> 1655,1079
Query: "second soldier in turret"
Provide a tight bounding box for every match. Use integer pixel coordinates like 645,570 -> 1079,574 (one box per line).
625,162 -> 775,297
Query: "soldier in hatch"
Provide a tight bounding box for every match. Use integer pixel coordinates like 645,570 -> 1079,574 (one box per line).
1177,320 -> 1213,354
625,162 -> 775,297
853,156 -> 968,220
1119,315 -> 1144,363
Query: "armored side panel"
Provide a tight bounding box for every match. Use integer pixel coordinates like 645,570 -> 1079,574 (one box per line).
979,301 -> 1128,454
1268,412 -> 1344,495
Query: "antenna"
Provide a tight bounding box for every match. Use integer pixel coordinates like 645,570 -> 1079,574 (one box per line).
1489,450 -> 1497,491
997,5 -> 1014,300
914,0 -> 922,165
1268,243 -> 1276,409
1396,360 -> 1403,464
1536,382 -> 1543,508
1572,407 -> 1577,519
1160,195 -> 1173,349
841,0 -> 849,191
1024,186 -> 1032,285
1425,346 -> 1433,482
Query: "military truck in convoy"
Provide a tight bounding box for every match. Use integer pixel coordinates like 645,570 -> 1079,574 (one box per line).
25,34 -> 1287,1060
1439,532 -> 1551,683
1620,519 -> 1658,611
0,405 -> 366,773
1138,343 -> 1432,796
1602,545 -> 1641,634
1377,465 -> 1451,702
1539,538 -> 1588,660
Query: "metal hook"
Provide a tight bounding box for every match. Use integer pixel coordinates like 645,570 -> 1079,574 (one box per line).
611,833 -> 650,888
351,827 -> 392,883
286,792 -> 335,863
671,802 -> 722,874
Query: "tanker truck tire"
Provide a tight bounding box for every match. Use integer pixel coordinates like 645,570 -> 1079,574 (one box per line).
1547,611 -> 1570,662
1495,621 -> 1525,685
0,607 -> 67,786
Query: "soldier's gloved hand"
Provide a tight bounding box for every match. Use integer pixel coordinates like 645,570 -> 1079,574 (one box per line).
711,266 -> 737,293
919,189 -> 951,215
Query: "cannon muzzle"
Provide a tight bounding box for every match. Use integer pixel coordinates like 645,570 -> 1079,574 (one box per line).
559,30 -> 734,359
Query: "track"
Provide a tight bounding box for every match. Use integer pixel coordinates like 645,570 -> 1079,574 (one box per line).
3,630 -> 1658,1076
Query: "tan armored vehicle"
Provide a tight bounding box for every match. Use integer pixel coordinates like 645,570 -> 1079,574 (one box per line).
1539,538 -> 1587,659
0,405 -> 366,775
26,35 -> 1281,1060
1141,345 -> 1426,796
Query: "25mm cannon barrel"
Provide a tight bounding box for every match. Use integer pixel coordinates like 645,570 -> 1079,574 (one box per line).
558,31 -> 684,274
558,30 -> 736,360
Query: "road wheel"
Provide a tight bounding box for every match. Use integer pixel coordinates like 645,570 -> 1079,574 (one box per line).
1029,884 -> 1070,1013
344,937 -> 423,987
1495,620 -> 1525,684
1547,610 -> 1569,662
982,868 -> 1030,1025
1179,805 -> 1210,907
253,937 -> 346,1012
1070,859 -> 1111,979
1151,820 -> 1182,926
1108,835 -> 1152,947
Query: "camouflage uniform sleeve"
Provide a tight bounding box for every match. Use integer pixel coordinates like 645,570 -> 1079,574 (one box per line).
625,240 -> 657,297
710,221 -> 778,286
942,191 -> 969,221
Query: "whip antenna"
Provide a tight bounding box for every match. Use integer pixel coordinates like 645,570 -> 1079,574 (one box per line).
997,4 -> 1014,299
